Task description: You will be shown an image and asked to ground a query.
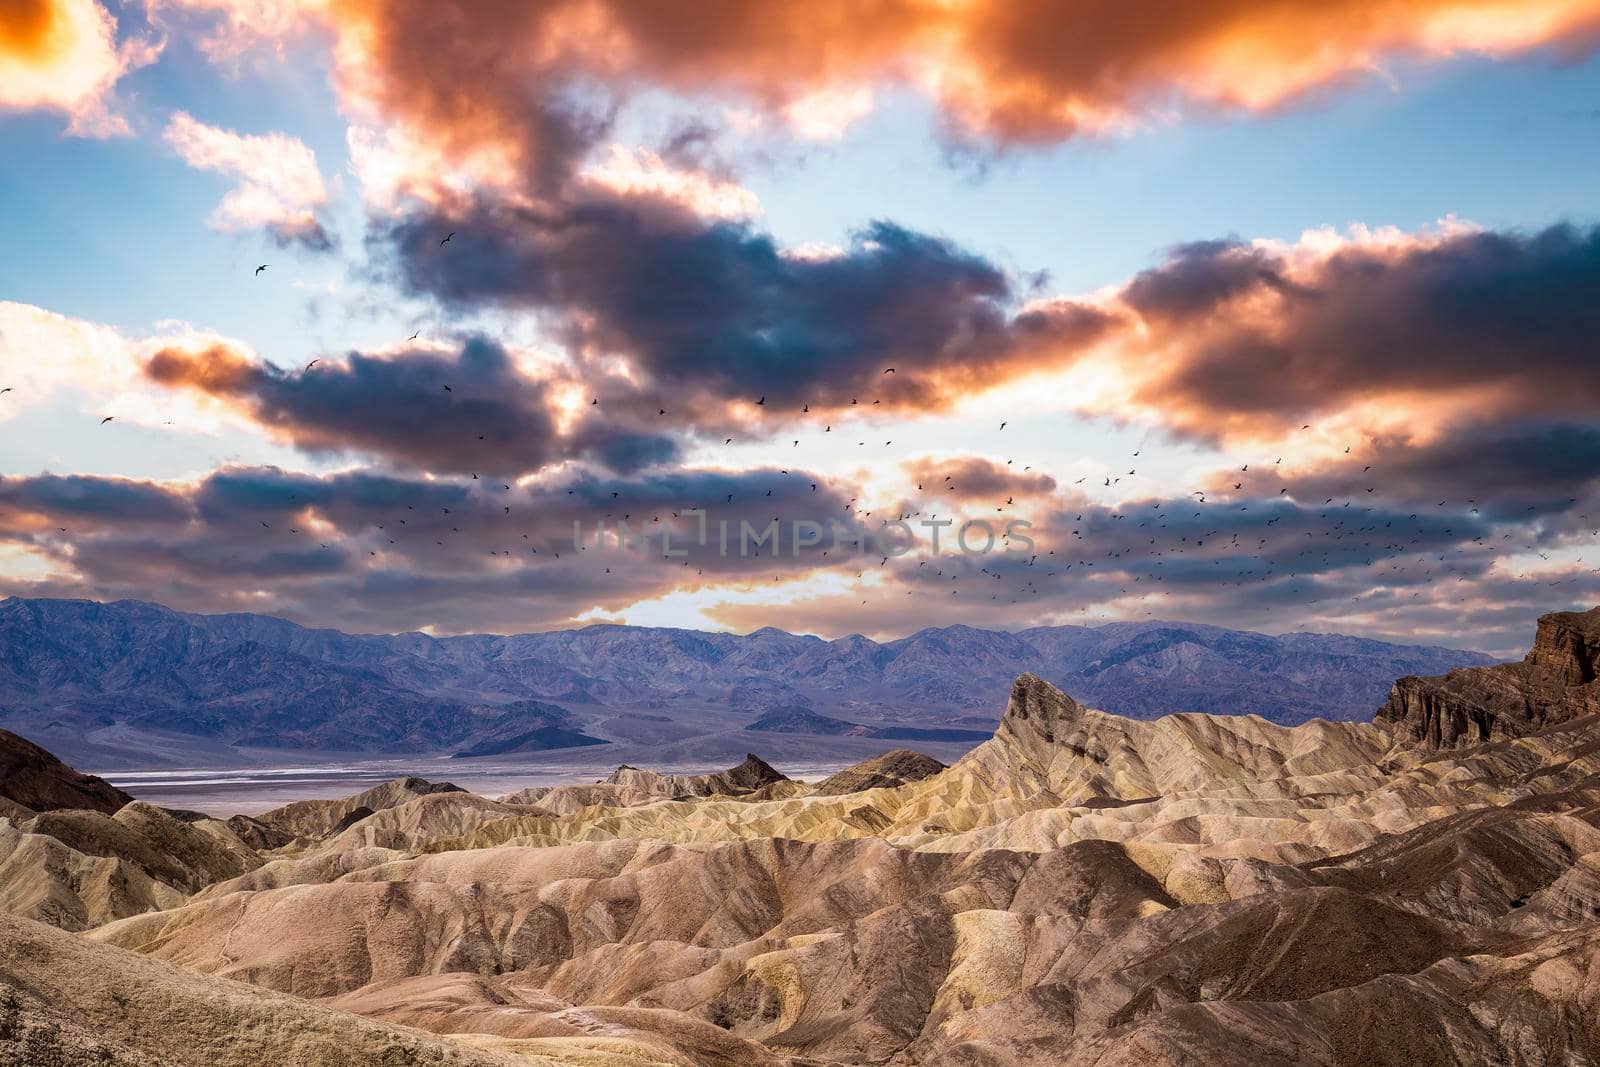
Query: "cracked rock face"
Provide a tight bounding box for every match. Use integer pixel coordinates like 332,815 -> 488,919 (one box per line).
1377,607 -> 1600,746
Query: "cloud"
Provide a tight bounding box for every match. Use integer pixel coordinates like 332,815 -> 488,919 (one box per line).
0,300 -> 139,406
1216,421 -> 1600,523
0,473 -> 190,532
145,0 -> 324,61
705,485 -> 1600,654
0,0 -> 158,134
377,209 -> 1600,493
383,192 -> 1114,420
0,300 -> 274,435
1010,222 -> 1600,450
901,455 -> 1057,505
921,0 -> 1600,142
0,463 -> 877,633
6,459 -> 1586,653
578,145 -> 761,222
142,335 -> 683,476
161,0 -> 1600,163
144,3 -> 1600,458
163,111 -> 335,249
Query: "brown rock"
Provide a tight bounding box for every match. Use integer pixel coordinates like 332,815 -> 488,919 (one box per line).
812,749 -> 947,795
0,729 -> 131,815
1377,607 -> 1600,746
605,753 -> 789,798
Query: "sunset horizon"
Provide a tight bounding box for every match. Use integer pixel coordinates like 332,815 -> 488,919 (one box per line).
5,5 -> 1600,1064
4,1 -> 1600,658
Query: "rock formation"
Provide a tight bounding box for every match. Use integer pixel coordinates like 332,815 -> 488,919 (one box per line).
611,751 -> 789,797
0,801 -> 260,930
1378,606 -> 1600,745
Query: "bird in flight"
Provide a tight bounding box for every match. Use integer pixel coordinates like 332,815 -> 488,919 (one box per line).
305,359 -> 319,371
756,396 -> 766,406
408,330 -> 421,341
99,416 -> 115,425
0,387 -> 11,394
440,232 -> 455,245
254,264 -> 268,276
883,368 -> 895,374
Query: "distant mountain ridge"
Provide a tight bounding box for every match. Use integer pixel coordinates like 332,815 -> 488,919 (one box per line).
0,596 -> 1496,760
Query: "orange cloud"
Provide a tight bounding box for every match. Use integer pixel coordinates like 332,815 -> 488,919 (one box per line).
902,455 -> 1057,505
163,0 -> 1600,170
144,343 -> 259,394
0,0 -> 159,134
928,0 -> 1600,141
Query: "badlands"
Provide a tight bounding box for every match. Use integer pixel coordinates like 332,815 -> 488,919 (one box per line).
3,608 -> 1600,1065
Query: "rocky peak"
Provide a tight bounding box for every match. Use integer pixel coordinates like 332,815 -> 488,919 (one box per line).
999,673 -> 1086,745
1524,607 -> 1600,685
946,674 -> 1090,797
723,753 -> 786,791
1376,607 -> 1600,747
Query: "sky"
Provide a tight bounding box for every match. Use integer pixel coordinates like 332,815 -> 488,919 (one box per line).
3,1 -> 1600,656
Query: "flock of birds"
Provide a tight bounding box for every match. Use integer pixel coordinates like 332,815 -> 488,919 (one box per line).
3,253 -> 1594,624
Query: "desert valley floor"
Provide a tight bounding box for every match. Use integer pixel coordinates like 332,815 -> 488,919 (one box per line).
3,608 -> 1600,1065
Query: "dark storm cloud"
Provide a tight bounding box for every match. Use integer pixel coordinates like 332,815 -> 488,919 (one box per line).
0,474 -> 190,529
705,483 -> 1542,644
379,205 -> 1600,447
3,464 -> 1590,650
1221,422 -> 1600,523
381,191 -> 1115,415
144,335 -> 681,477
1117,224 -> 1600,437
0,463 -> 881,633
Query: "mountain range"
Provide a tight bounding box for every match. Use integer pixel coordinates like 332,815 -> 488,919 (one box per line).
0,607 -> 1597,1065
0,596 -> 1495,768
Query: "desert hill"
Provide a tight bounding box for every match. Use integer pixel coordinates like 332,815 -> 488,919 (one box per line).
0,910 -> 533,1067
2,608 -> 1598,1064
0,728 -> 132,815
